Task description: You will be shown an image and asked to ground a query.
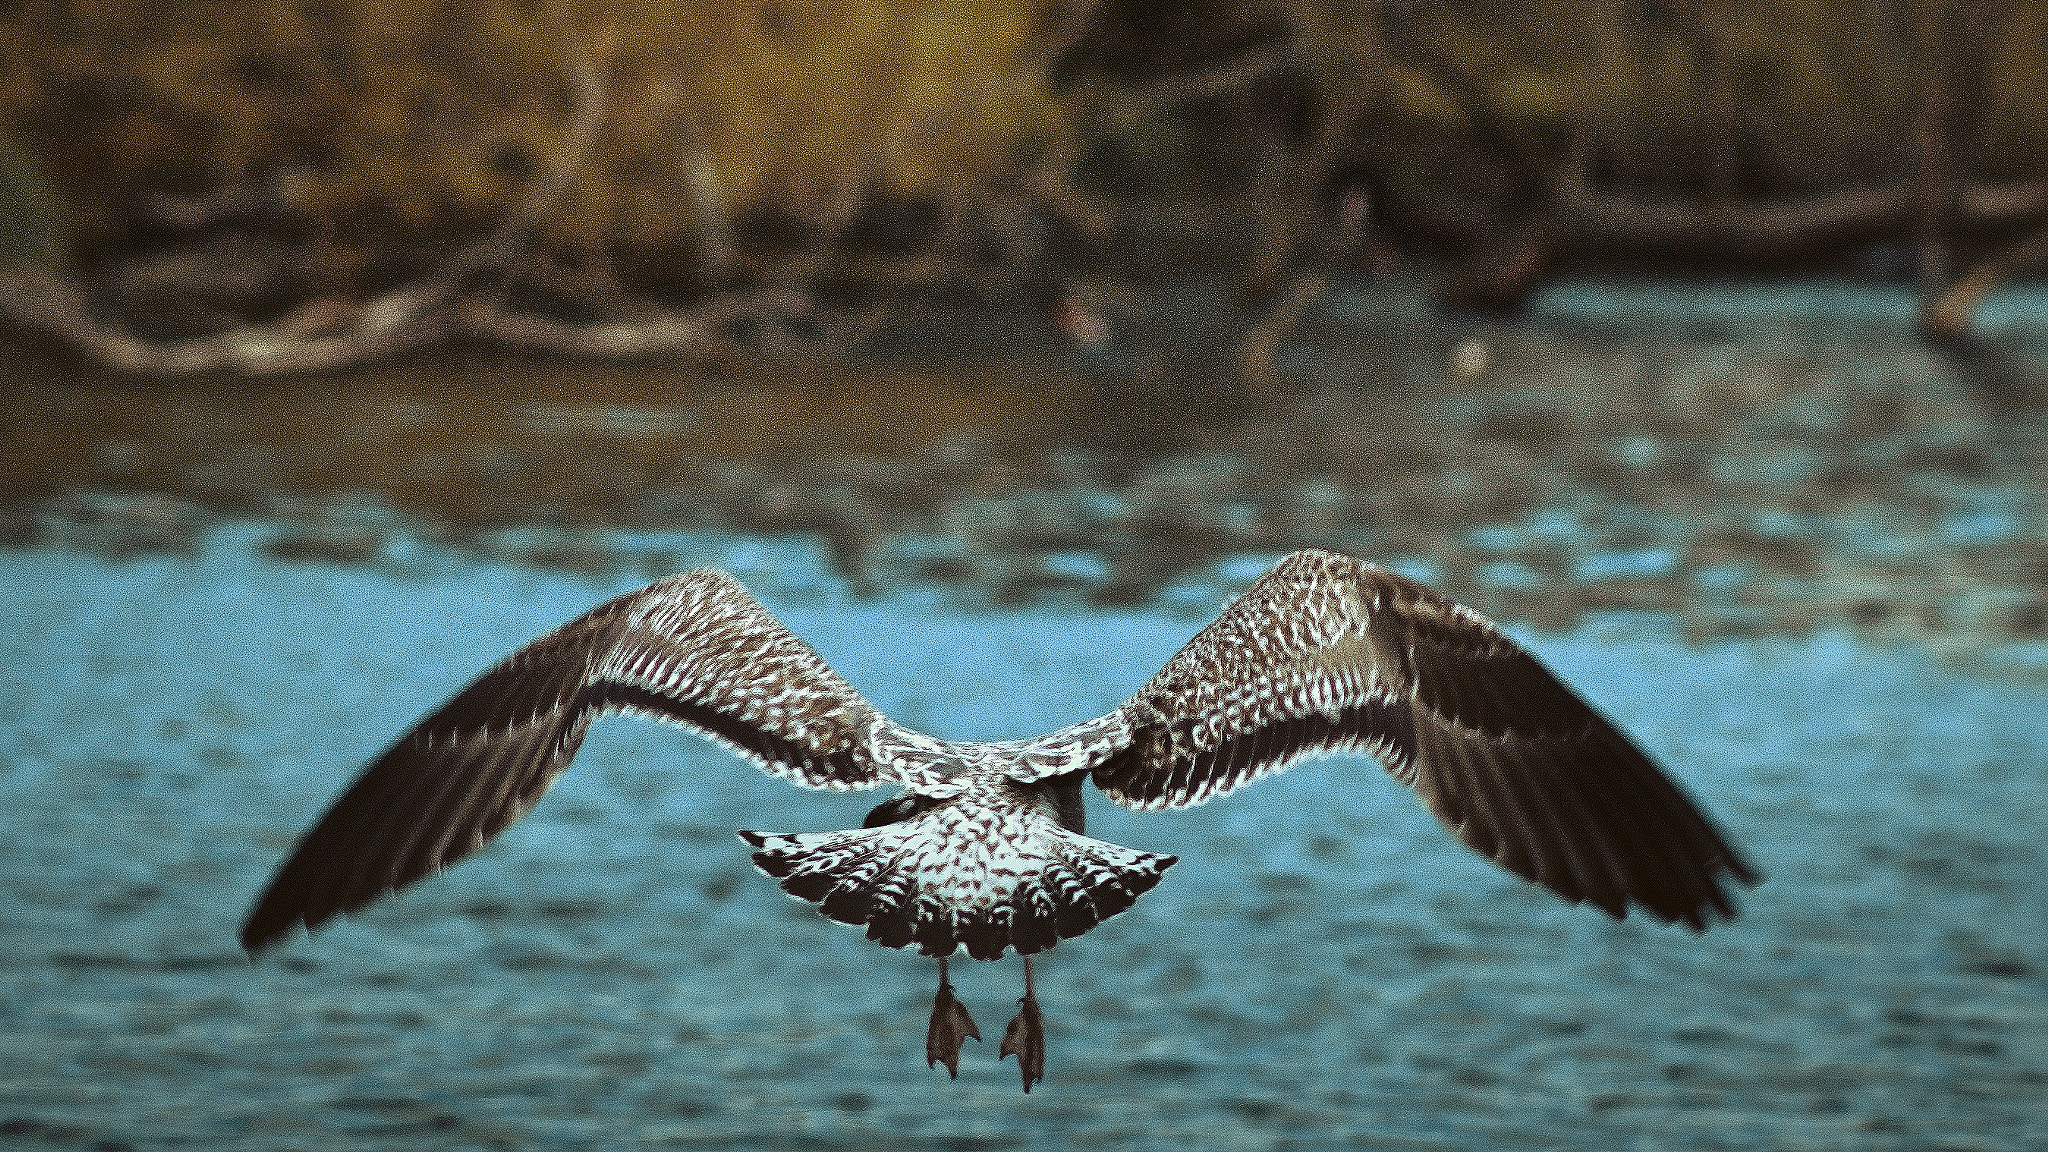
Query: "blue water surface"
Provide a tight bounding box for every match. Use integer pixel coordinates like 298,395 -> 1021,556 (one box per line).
1,529 -> 2044,1150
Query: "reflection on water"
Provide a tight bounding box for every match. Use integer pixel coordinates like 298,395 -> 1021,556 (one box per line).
7,308 -> 2047,663
2,530 -> 2044,1150
6,284 -> 2047,1146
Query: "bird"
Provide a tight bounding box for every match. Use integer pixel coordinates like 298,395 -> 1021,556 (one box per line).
239,548 -> 1759,1092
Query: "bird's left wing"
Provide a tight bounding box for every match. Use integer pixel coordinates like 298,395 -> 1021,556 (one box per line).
241,568 -> 914,952
1091,550 -> 1758,927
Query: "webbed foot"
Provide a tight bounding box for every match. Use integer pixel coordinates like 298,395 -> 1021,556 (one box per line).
999,994 -> 1045,1093
925,966 -> 980,1078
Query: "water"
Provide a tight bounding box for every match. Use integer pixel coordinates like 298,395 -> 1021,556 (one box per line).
2,527 -> 2043,1150
11,306 -> 2048,654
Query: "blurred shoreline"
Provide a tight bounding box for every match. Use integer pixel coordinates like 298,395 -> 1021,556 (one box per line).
4,276 -> 2045,667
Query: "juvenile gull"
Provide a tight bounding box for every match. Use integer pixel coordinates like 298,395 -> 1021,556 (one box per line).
240,549 -> 1759,1091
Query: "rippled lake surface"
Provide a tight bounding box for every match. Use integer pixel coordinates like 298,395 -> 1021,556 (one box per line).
2,526 -> 2044,1151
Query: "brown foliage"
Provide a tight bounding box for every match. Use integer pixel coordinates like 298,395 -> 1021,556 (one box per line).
0,0 -> 1066,268
4,0 -> 2048,373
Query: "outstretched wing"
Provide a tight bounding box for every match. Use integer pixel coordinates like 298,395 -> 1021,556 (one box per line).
1092,550 -> 1759,928
241,568 -> 912,952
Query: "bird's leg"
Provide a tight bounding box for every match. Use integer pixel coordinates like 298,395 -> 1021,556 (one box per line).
1000,954 -> 1046,1093
925,956 -> 980,1078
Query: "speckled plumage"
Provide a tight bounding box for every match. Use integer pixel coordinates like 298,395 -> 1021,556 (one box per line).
243,547 -> 1757,963
740,771 -> 1173,961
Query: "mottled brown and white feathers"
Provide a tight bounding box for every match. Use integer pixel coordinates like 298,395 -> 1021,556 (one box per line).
742,773 -> 1174,961
242,549 -> 1756,961
1083,549 -> 1759,928
239,569 -> 943,952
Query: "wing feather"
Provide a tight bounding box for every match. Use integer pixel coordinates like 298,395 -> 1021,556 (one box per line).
240,569 -> 908,952
1094,550 -> 1759,927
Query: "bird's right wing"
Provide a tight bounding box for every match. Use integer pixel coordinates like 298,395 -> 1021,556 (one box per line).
1094,550 -> 1758,928
241,569 -> 920,952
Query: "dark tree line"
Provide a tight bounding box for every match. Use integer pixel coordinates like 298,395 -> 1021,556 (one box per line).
1,0 -> 2044,376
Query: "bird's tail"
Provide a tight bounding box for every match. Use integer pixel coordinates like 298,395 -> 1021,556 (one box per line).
739,808 -> 1175,960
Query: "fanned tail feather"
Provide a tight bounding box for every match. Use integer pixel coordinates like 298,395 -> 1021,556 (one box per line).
739,815 -> 1175,960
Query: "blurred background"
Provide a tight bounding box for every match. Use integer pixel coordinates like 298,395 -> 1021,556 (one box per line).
2,2 -> 2045,1150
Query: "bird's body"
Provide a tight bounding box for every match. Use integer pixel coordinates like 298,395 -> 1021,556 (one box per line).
744,750 -> 1174,962
241,549 -> 1759,1091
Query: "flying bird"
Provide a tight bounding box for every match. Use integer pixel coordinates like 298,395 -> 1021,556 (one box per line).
240,549 -> 1758,1092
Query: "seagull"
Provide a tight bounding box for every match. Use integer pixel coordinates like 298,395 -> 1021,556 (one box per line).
240,549 -> 1758,1092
